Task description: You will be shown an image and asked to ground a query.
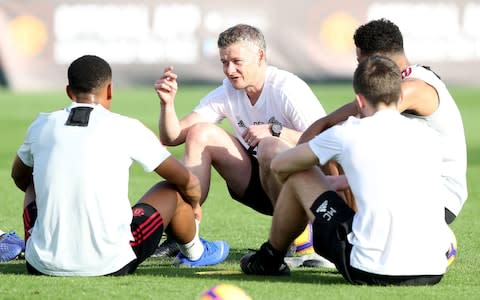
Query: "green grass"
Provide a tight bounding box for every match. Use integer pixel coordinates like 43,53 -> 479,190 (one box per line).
1,84 -> 479,299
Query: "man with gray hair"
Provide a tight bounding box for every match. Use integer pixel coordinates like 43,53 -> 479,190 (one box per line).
153,24 -> 327,265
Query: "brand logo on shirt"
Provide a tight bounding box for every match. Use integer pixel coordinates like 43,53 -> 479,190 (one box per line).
132,208 -> 145,217
315,200 -> 337,221
237,116 -> 281,129
238,120 -> 247,129
268,116 -> 281,126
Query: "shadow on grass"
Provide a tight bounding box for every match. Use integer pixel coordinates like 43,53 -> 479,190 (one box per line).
0,259 -> 27,274
0,248 -> 346,285
139,247 -> 345,285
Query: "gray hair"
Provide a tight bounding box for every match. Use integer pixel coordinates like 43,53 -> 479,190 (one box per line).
217,24 -> 266,51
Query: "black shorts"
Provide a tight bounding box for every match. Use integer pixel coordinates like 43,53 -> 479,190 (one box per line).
310,191 -> 442,286
227,149 -> 273,216
26,203 -> 164,276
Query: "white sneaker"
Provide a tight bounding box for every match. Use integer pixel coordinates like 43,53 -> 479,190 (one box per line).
285,252 -> 336,269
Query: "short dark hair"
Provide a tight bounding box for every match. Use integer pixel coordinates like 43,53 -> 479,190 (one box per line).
67,55 -> 112,94
353,18 -> 404,56
353,55 -> 402,107
217,24 -> 266,51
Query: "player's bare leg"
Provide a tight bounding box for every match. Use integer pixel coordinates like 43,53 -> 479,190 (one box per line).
256,136 -> 293,207
137,181 -> 195,243
183,122 -> 252,208
269,168 -> 331,252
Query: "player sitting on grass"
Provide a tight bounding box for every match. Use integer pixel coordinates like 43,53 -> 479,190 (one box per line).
153,24 -> 331,268
300,18 -> 468,226
241,56 -> 451,286
11,55 -> 229,276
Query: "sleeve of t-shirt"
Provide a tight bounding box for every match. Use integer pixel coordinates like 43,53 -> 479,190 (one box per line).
307,125 -> 344,165
17,115 -> 43,167
282,76 -> 327,130
128,119 -> 171,172
193,85 -> 226,124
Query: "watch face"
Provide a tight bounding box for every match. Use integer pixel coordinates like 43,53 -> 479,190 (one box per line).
272,123 -> 282,136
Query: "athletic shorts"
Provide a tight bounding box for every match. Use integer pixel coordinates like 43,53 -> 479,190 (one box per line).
26,203 -> 164,276
227,147 -> 273,216
310,190 -> 443,286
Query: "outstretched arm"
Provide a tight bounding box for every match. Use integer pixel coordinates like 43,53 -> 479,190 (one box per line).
298,101 -> 358,144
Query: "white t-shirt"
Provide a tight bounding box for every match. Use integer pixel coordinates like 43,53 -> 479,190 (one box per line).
18,103 -> 170,276
194,66 -> 326,149
402,65 -> 467,216
309,109 -> 449,276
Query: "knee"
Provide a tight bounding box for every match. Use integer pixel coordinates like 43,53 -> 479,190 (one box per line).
257,137 -> 287,168
185,123 -> 218,147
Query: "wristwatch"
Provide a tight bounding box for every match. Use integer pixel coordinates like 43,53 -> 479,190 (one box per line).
271,123 -> 282,137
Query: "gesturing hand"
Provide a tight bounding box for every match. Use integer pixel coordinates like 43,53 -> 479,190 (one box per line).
154,66 -> 178,105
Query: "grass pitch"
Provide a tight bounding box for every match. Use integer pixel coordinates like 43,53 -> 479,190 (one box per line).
0,83 -> 479,299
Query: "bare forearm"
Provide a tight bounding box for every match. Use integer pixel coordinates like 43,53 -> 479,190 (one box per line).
271,144 -> 319,183
298,101 -> 358,144
177,174 -> 201,207
278,127 -> 302,146
159,103 -> 185,146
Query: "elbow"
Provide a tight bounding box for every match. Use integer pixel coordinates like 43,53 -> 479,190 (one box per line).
11,158 -> 33,192
160,136 -> 173,146
159,135 -> 181,147
11,173 -> 31,192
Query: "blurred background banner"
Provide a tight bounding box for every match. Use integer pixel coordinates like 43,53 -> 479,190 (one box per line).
1,0 -> 479,90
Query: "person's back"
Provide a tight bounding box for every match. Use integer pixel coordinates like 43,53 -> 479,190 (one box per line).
325,110 -> 448,275
352,18 -> 468,222
401,65 -> 467,217
24,103 -> 166,275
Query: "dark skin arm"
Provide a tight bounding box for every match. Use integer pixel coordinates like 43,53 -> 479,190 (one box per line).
11,155 -> 33,192
298,77 -> 439,145
398,78 -> 439,116
298,101 -> 359,144
153,156 -> 201,208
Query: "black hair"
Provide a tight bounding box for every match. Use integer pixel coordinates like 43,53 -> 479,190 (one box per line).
67,55 -> 112,94
353,18 -> 404,56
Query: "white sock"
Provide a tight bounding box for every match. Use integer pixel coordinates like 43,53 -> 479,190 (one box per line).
177,219 -> 204,260
0,229 -> 5,235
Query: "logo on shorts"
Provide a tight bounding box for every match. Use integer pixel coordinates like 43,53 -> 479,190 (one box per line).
316,200 -> 328,213
132,208 -> 145,217
316,200 -> 337,221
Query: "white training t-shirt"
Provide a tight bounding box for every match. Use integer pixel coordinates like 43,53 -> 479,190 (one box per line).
309,109 -> 449,276
18,103 -> 170,276
194,66 -> 326,149
402,65 -> 467,216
